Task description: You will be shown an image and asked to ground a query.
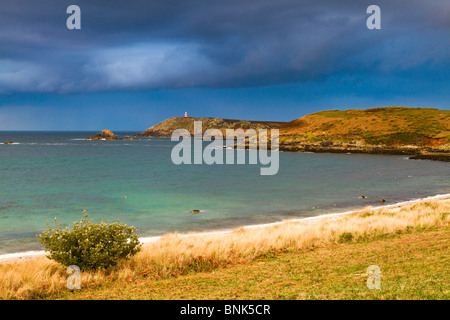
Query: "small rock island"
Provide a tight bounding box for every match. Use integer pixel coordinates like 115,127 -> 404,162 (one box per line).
85,129 -> 117,140
85,130 -> 135,141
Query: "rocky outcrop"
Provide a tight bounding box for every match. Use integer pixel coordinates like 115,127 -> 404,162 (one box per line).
3,141 -> 13,144
85,130 -> 138,141
135,117 -> 285,137
409,154 -> 450,162
85,129 -> 117,140
278,142 -> 422,155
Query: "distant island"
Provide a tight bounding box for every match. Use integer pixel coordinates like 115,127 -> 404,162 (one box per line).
133,107 -> 450,161
85,129 -> 135,141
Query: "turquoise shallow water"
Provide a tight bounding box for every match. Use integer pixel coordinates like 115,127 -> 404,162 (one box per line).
0,131 -> 449,255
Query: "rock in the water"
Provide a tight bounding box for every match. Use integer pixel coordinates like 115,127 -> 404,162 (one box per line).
121,136 -> 135,140
3,141 -> 13,144
379,198 -> 386,203
190,210 -> 200,213
359,196 -> 366,199
85,129 -> 118,140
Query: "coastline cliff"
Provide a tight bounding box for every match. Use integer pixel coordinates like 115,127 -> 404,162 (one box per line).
135,107 -> 450,161
135,117 -> 285,137
277,107 -> 450,160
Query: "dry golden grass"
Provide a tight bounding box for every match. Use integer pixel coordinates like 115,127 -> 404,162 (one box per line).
279,107 -> 450,146
1,198 -> 449,300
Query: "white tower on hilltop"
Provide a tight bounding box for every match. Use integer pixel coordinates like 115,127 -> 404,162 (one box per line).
184,111 -> 187,117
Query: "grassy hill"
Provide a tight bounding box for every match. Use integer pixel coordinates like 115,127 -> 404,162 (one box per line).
279,107 -> 450,148
135,107 -> 450,159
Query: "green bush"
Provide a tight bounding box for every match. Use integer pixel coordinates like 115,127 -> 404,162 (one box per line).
338,232 -> 354,243
37,214 -> 141,270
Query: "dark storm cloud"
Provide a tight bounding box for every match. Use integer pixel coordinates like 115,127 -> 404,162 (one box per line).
0,0 -> 449,93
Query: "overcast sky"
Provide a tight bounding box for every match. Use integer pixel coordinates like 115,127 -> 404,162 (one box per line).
0,0 -> 449,130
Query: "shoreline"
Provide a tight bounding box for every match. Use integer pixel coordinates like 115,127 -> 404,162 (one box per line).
133,135 -> 450,163
279,146 -> 450,162
1,192 -> 449,264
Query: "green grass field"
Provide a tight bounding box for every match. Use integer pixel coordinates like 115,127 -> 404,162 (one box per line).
54,227 -> 450,300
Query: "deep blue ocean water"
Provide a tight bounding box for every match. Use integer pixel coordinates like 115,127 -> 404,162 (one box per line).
0,131 -> 449,255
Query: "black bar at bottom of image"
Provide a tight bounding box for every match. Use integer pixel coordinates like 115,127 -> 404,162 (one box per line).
0,300 -> 445,318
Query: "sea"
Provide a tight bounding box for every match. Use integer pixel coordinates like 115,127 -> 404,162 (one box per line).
0,131 -> 449,257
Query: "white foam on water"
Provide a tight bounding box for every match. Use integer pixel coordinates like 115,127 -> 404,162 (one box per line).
136,193 -> 450,242
0,250 -> 46,263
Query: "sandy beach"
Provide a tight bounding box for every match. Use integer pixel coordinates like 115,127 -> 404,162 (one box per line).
2,192 -> 449,264
1,193 -> 449,300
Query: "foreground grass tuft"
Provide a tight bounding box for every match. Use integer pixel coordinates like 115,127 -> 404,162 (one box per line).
1,198 -> 449,300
